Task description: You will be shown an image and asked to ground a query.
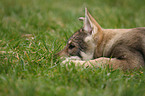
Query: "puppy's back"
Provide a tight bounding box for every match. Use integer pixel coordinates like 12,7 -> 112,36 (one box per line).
110,27 -> 145,66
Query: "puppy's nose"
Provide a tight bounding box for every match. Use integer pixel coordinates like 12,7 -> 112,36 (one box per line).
55,48 -> 69,58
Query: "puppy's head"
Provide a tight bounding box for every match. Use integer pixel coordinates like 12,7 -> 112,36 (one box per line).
57,8 -> 103,60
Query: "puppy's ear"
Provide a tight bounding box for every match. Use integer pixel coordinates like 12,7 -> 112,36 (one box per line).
84,8 -> 102,37
84,8 -> 92,32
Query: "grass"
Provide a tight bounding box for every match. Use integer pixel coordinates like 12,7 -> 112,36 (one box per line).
0,0 -> 145,96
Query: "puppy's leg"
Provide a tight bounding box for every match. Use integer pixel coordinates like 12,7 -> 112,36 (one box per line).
63,57 -> 143,70
62,57 -> 111,68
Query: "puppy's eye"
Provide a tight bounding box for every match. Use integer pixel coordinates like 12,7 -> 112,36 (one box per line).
69,44 -> 75,49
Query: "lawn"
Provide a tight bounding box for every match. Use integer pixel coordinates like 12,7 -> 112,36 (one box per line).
0,0 -> 145,96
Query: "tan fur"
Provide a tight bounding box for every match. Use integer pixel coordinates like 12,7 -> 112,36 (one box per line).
95,29 -> 132,57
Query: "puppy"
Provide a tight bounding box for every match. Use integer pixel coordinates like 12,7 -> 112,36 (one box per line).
57,8 -> 145,70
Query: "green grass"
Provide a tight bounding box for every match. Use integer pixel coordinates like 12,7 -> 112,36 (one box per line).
0,0 -> 145,96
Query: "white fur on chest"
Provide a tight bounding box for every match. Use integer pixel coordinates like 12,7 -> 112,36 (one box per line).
81,35 -> 96,60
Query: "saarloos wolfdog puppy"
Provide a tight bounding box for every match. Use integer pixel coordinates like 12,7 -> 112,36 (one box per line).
57,8 -> 145,70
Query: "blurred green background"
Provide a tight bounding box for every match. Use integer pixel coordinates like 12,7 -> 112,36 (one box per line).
0,0 -> 145,96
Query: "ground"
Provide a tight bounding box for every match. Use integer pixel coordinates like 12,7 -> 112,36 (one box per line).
0,0 -> 145,96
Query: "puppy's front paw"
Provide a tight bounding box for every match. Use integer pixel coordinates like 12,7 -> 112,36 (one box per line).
68,56 -> 81,60
61,58 -> 75,68
62,57 -> 70,64
62,56 -> 81,64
